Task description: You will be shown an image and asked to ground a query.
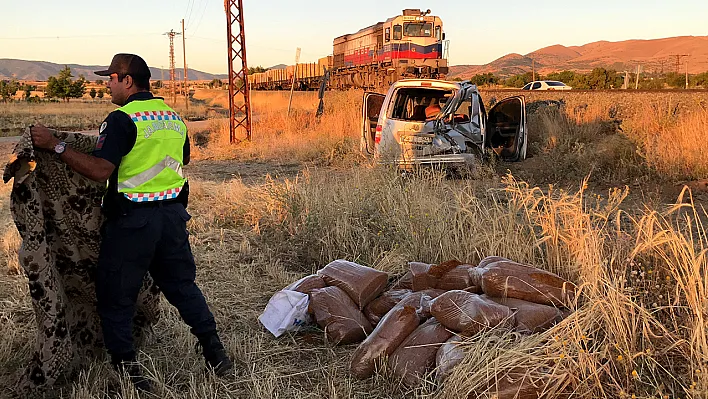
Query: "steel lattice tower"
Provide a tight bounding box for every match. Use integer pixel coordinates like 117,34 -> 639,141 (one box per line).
224,0 -> 252,142
164,29 -> 181,104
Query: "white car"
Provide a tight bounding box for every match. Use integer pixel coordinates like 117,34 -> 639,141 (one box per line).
361,79 -> 527,169
521,81 -> 572,91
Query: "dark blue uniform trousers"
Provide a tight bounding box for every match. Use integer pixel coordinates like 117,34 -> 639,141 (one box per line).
96,201 -> 217,357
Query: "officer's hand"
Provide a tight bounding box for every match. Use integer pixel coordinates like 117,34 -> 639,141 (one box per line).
30,124 -> 59,150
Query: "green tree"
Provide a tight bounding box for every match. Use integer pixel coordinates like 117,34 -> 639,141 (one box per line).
503,72 -> 534,88
586,68 -> 622,89
665,72 -> 687,88
94,79 -> 103,85
21,84 -> 36,101
0,79 -> 20,102
469,73 -> 498,87
152,80 -> 163,89
694,72 -> 708,88
46,66 -> 86,101
208,78 -> 223,88
97,89 -> 105,99
247,66 -> 267,75
89,88 -> 97,99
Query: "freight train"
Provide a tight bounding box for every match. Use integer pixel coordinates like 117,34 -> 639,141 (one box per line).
248,9 -> 448,90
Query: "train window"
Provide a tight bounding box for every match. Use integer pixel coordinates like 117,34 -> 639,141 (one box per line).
435,26 -> 441,40
385,27 -> 391,42
393,25 -> 402,40
403,22 -> 432,37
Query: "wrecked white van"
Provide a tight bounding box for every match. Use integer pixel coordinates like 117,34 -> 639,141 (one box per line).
361,79 -> 527,169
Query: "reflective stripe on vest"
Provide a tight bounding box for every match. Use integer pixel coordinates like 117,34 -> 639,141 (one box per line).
116,155 -> 183,190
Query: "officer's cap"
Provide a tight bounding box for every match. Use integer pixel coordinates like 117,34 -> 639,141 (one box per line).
94,53 -> 151,79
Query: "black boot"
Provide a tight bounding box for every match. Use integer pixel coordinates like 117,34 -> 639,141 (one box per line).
111,351 -> 154,393
197,332 -> 234,377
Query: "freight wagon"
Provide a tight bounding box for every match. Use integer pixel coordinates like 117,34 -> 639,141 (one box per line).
248,9 -> 448,91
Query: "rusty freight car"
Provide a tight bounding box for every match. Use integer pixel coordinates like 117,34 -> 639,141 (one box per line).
248,9 -> 448,91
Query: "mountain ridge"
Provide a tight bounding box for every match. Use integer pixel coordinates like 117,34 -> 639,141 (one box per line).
0,59 -> 227,81
449,36 -> 708,79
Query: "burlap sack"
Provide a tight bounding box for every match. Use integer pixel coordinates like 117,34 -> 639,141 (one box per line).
310,286 -> 373,345
437,265 -> 475,291
388,318 -> 453,386
350,301 -> 421,379
363,289 -> 412,326
391,271 -> 413,290
484,295 -> 563,334
410,260 -> 463,291
285,274 -> 326,295
478,255 -> 511,268
318,260 -> 389,309
399,290 -> 444,319
467,367 -> 567,399
430,290 -> 514,336
469,260 -> 576,307
435,335 -> 465,381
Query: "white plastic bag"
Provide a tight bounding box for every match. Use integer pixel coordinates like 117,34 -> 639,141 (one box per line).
259,290 -> 312,338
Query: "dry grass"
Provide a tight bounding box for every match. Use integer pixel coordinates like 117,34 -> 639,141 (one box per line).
191,91 -> 362,166
0,101 -> 115,136
1,89 -> 708,398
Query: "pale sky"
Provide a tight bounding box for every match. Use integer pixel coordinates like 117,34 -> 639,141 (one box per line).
1,0 -> 705,74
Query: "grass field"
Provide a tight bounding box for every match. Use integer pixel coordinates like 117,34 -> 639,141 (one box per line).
0,88 -> 707,398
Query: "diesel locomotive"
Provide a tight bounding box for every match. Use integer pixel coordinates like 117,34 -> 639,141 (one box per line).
248,9 -> 448,90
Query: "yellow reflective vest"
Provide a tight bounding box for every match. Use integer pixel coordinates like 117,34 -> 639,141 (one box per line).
115,99 -> 187,202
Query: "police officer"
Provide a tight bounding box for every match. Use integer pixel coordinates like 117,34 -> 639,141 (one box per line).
30,53 -> 233,391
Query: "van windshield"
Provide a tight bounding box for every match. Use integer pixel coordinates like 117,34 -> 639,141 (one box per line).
390,87 -> 454,122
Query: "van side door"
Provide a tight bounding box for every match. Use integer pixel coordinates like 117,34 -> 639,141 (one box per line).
485,96 -> 527,161
361,92 -> 386,155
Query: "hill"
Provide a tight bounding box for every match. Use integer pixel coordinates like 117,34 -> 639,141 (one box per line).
0,59 -> 227,81
449,36 -> 708,79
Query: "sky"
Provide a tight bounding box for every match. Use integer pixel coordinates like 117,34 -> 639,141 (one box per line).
1,0 -> 706,75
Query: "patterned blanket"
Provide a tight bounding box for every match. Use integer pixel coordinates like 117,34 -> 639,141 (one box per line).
3,128 -> 161,396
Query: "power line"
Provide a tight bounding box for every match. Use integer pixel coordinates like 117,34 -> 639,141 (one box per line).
184,0 -> 197,28
0,33 -> 163,40
189,0 -> 211,36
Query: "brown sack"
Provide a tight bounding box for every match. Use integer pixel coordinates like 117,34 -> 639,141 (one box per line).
318,260 -> 389,309
468,367 -> 563,399
478,255 -> 511,268
398,290 -> 441,319
285,274 -> 326,295
389,318 -> 453,387
484,295 -> 563,334
435,335 -> 466,381
437,265 -> 475,291
410,260 -> 463,291
391,271 -> 413,290
363,289 -> 412,326
430,290 -> 514,336
310,286 -> 373,345
350,301 -> 421,379
470,260 -> 576,307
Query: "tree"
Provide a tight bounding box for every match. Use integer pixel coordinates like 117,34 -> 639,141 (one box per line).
248,66 -> 267,75
469,73 -> 498,87
208,78 -> 223,88
152,80 -> 163,89
89,88 -> 97,99
21,84 -> 36,101
0,79 -> 19,102
503,72 -> 534,88
586,68 -> 622,89
46,66 -> 86,102
94,79 -> 104,85
97,89 -> 105,99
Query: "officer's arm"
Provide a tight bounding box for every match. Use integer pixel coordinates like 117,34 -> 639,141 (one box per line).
58,148 -> 115,182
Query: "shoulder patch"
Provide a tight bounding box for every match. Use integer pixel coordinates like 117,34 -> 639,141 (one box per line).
95,134 -> 106,150
99,121 -> 108,133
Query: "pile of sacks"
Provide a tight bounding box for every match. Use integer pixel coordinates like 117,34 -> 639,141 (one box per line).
260,256 -> 576,391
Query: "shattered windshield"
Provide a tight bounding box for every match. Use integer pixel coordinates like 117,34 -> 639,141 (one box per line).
390,87 -> 454,122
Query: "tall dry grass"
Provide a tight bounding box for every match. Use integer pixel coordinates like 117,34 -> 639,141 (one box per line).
191,90 -> 362,165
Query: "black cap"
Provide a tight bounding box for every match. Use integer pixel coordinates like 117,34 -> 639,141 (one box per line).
94,53 -> 151,78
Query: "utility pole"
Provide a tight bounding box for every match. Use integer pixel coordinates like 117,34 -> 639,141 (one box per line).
685,55 -> 690,89
635,65 -> 641,90
164,29 -> 181,104
225,0 -> 252,142
288,47 -> 301,116
670,54 -> 689,74
182,19 -> 189,110
532,58 -> 535,81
